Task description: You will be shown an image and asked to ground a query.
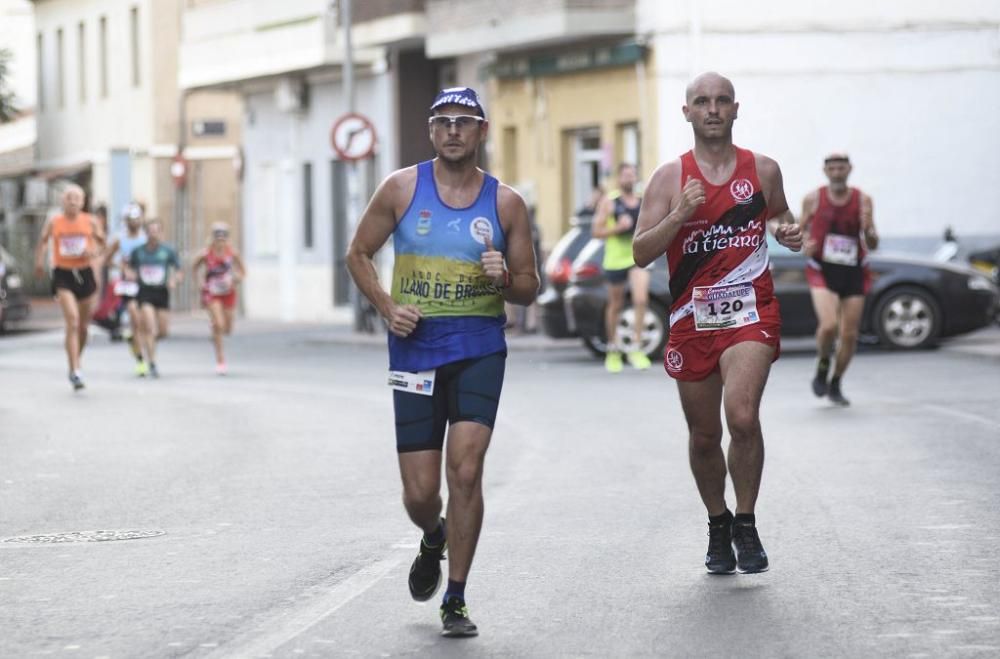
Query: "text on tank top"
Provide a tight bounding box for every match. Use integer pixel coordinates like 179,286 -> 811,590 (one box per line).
391,160 -> 506,318
667,147 -> 774,332
51,214 -> 94,269
810,187 -> 864,268
204,247 -> 235,295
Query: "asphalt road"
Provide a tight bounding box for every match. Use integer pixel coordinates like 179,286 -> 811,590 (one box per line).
1,319 -> 999,658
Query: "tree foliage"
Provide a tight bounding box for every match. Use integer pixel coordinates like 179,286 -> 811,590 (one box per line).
0,48 -> 19,123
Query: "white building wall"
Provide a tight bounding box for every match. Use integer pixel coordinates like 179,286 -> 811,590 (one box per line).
34,0 -> 156,167
241,72 -> 396,322
1,0 -> 36,107
640,0 -> 1000,238
0,1 -> 37,166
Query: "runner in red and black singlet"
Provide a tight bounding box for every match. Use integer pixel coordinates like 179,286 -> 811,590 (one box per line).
666,145 -> 781,367
193,222 -> 246,375
799,153 -> 878,406
633,72 -> 802,576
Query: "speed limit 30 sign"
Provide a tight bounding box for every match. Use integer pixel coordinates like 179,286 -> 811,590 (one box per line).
330,113 -> 377,162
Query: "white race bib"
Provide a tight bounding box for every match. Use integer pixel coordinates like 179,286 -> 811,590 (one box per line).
823,234 -> 859,266
388,369 -> 436,396
207,273 -> 233,295
59,235 -> 88,258
139,264 -> 167,286
113,281 -> 140,297
692,282 -> 760,331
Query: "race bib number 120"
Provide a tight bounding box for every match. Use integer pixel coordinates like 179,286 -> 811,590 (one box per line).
692,282 -> 760,331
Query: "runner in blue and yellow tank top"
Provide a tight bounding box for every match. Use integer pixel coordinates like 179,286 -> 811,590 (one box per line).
346,87 -> 539,638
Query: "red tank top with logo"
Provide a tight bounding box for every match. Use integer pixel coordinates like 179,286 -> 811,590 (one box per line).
667,147 -> 774,336
203,247 -> 235,296
809,187 -> 864,268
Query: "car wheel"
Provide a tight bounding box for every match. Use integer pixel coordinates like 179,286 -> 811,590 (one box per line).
874,286 -> 940,350
617,298 -> 669,359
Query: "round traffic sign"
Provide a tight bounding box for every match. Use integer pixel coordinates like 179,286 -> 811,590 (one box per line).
330,112 -> 377,162
170,154 -> 188,189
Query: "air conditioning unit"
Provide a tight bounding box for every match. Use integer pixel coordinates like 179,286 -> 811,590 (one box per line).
275,77 -> 307,113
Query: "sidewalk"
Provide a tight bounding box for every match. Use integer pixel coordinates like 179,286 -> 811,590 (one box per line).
16,296 -> 999,357
13,296 -> 581,352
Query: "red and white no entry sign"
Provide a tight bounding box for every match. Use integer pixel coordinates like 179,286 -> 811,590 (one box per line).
330,112 -> 377,162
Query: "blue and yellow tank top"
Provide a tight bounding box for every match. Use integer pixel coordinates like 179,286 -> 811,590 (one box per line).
388,160 -> 507,371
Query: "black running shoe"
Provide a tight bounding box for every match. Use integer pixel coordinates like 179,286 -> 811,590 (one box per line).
440,596 -> 478,637
408,537 -> 446,602
732,520 -> 769,573
811,372 -> 828,397
828,380 -> 850,407
705,515 -> 736,574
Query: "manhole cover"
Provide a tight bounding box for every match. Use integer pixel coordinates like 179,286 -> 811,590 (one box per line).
1,529 -> 166,545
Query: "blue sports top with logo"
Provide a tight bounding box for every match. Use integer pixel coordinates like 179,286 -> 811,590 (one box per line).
388,160 -> 508,371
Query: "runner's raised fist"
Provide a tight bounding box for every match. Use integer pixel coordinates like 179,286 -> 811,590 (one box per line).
677,177 -> 706,219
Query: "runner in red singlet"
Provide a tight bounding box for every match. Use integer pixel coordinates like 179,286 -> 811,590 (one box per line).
799,153 -> 878,406
192,222 -> 246,375
634,72 -> 802,575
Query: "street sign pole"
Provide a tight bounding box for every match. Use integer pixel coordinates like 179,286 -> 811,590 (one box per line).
341,0 -> 365,332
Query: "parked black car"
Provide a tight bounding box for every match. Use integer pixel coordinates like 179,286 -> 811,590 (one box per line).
559,235 -> 999,358
538,212 -> 596,340
0,245 -> 31,332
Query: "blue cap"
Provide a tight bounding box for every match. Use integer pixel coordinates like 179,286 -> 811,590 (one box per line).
430,87 -> 485,117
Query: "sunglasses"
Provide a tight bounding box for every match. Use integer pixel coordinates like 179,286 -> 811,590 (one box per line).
213,231 -> 229,238
428,115 -> 484,130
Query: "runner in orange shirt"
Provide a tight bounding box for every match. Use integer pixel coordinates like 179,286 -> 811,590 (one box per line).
34,184 -> 106,390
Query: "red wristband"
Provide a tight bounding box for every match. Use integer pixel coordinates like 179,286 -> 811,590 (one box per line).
501,270 -> 512,289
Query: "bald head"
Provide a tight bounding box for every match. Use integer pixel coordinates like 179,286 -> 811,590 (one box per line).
686,72 -> 735,103
61,184 -> 85,216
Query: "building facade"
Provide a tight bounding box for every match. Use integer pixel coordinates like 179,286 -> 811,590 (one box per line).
425,0 -> 654,251
179,0 -> 435,322
640,0 -> 1000,243
0,0 -> 41,291
31,0 -> 242,307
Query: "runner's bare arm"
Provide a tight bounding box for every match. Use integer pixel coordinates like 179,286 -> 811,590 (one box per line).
861,194 -> 878,250
232,251 -> 247,281
633,160 -> 704,267
799,190 -> 819,256
347,168 -> 422,337
90,215 -> 106,249
757,155 -> 802,252
33,217 -> 53,276
591,195 -> 615,239
495,184 -> 540,306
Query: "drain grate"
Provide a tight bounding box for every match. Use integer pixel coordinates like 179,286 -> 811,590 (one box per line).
1,529 -> 166,545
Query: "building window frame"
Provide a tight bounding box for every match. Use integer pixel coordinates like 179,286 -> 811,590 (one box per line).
303,161 -> 314,249
56,27 -> 64,108
77,21 -> 86,104
130,6 -> 140,88
99,16 -> 108,97
36,32 -> 44,111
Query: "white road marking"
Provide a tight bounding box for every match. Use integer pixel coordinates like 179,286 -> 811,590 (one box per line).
204,556 -> 400,659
